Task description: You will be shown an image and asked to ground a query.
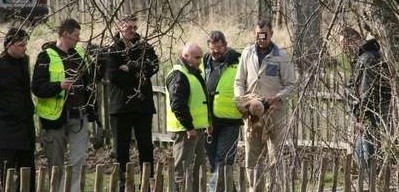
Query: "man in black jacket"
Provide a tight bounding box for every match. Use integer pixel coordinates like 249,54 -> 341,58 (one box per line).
340,27 -> 392,168
106,15 -> 159,191
0,28 -> 35,192
32,19 -> 94,192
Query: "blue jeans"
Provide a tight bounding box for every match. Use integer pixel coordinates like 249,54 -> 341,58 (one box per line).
205,124 -> 239,192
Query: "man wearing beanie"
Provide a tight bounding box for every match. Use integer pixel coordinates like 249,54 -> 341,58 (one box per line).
0,28 -> 36,192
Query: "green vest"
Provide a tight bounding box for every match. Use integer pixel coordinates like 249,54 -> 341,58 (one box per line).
166,65 -> 209,132
36,46 -> 86,120
213,63 -> 242,119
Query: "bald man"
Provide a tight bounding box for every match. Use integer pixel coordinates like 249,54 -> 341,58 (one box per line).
166,43 -> 209,192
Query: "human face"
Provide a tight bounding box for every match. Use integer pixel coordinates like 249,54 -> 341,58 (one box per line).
208,41 -> 227,61
7,40 -> 28,58
186,49 -> 203,69
119,20 -> 138,40
339,35 -> 359,56
63,29 -> 80,48
255,26 -> 273,49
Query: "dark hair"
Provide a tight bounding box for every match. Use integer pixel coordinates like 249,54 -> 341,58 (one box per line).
340,27 -> 361,39
207,30 -> 227,45
257,19 -> 272,29
120,14 -> 138,23
58,18 -> 81,36
4,27 -> 29,48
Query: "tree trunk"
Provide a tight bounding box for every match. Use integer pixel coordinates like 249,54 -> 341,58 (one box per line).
292,0 -> 322,75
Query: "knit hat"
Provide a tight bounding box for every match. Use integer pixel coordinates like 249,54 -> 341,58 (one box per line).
4,28 -> 29,48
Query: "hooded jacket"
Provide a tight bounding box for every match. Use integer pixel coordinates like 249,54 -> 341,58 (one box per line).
350,39 -> 392,121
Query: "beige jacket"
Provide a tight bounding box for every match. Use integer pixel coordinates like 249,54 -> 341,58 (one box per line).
234,43 -> 296,101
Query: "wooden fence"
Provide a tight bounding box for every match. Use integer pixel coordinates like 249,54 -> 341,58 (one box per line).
2,152 -> 397,192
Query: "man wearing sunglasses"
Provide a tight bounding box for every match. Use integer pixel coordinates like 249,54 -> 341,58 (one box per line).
234,19 -> 296,192
106,15 -> 159,192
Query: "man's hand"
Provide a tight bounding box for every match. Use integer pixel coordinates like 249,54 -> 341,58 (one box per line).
186,129 -> 197,139
266,96 -> 281,112
205,126 -> 213,135
354,121 -> 365,134
60,78 -> 75,90
119,64 -> 129,72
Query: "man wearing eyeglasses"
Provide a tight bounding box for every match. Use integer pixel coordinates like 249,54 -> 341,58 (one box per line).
0,28 -> 35,192
106,15 -> 159,192
203,30 -> 242,192
234,19 -> 296,192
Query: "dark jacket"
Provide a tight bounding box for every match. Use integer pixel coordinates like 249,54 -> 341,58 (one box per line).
0,52 -> 35,150
106,33 -> 159,115
350,39 -> 392,122
203,48 -> 243,126
166,59 -> 208,130
32,42 -> 94,129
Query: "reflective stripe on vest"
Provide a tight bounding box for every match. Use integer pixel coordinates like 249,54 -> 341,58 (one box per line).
36,47 -> 86,120
166,65 -> 209,132
213,63 -> 242,119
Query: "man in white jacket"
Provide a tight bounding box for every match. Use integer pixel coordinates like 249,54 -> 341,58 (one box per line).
234,19 -> 296,192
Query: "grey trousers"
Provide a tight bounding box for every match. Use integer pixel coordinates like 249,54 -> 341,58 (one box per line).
173,130 -> 206,192
42,117 -> 89,192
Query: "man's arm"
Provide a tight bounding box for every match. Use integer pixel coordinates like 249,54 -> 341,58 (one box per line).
234,48 -> 248,98
106,47 -> 136,88
31,52 -> 64,98
166,70 -> 195,131
275,51 -> 297,100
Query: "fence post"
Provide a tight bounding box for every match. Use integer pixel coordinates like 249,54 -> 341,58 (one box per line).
215,165 -> 224,192
94,164 -> 105,192
300,160 -> 308,192
369,157 -> 376,192
238,166 -> 246,192
343,154 -> 352,192
331,156 -> 339,192
5,168 -> 16,192
383,163 -> 390,192
36,167 -> 45,192
125,162 -> 135,192
63,165 -> 72,192
140,162 -> 151,192
153,162 -> 164,192
149,178 -> 155,192
109,163 -> 120,192
224,165 -> 234,192
80,166 -> 86,192
20,167 -> 30,192
184,165 -> 193,192
167,158 -> 175,192
199,165 -> 207,192
316,157 -> 327,192
49,166 -> 60,192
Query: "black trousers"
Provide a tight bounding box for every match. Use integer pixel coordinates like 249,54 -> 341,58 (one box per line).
0,149 -> 35,192
110,113 -> 154,181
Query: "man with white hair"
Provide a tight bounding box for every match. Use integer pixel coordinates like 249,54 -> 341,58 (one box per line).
166,43 -> 209,192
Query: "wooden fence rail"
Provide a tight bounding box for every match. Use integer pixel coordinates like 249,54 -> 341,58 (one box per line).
2,154 -> 397,192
